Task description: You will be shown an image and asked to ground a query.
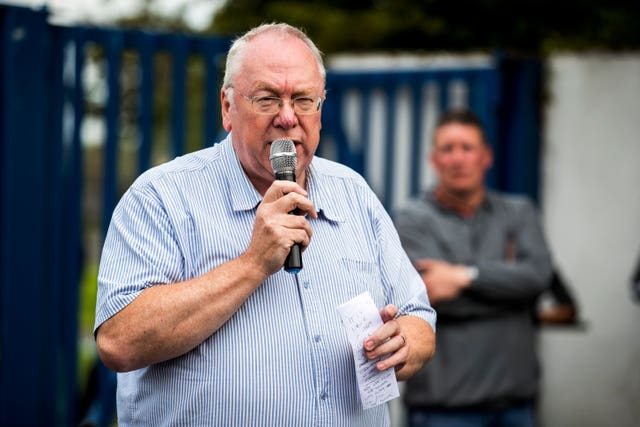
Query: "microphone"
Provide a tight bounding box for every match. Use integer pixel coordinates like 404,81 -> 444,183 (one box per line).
269,139 -> 302,274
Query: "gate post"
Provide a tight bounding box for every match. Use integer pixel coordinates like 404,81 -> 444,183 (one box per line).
0,5 -> 77,426
495,53 -> 544,203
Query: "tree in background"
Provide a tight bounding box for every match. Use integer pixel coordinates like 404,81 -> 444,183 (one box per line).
112,0 -> 640,54
207,0 -> 640,54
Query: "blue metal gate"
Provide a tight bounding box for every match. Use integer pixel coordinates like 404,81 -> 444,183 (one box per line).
322,66 -> 501,213
0,4 -> 543,426
0,5 -> 232,426
321,55 -> 543,212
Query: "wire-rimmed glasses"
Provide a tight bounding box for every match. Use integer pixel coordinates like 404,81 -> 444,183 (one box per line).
229,87 -> 325,115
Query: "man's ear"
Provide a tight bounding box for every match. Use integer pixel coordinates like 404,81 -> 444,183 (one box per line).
221,88 -> 232,132
483,144 -> 494,170
429,149 -> 440,173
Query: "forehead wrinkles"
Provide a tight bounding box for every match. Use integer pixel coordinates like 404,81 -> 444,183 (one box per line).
237,35 -> 322,93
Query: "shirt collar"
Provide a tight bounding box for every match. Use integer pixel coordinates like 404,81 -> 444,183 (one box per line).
221,134 -> 344,223
306,161 -> 345,223
220,134 -> 263,212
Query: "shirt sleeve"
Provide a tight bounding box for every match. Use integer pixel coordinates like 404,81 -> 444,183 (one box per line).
94,184 -> 185,332
374,198 -> 437,331
468,197 -> 552,303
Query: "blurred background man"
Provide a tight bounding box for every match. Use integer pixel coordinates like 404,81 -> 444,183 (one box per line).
394,109 -> 552,427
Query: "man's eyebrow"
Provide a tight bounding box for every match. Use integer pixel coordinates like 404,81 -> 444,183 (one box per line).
249,83 -> 277,94
243,81 -> 272,92
250,82 -> 320,96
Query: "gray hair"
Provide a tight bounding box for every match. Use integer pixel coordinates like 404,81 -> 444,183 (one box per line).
222,23 -> 326,92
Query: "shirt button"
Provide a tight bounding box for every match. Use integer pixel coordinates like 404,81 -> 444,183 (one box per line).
320,392 -> 328,400
314,335 -> 321,342
303,280 -> 310,289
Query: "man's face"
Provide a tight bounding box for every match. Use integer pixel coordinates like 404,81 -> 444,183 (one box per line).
430,123 -> 493,195
221,32 -> 325,192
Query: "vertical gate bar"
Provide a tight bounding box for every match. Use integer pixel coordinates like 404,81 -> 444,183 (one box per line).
383,82 -> 397,211
0,6 -> 57,424
438,74 -> 450,113
60,26 -> 86,424
410,78 -> 423,198
101,30 -> 123,237
358,87 -> 371,178
204,39 -> 219,146
171,35 -> 187,157
138,33 -> 154,174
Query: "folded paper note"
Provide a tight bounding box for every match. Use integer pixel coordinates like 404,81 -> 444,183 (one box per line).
337,292 -> 400,409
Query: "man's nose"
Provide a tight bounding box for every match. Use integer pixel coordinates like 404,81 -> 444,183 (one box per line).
273,100 -> 298,128
450,146 -> 467,161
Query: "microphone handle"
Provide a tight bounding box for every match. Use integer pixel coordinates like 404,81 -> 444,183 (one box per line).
285,243 -> 302,274
275,170 -> 303,274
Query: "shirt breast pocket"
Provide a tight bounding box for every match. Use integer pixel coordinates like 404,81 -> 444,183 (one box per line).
340,257 -> 386,308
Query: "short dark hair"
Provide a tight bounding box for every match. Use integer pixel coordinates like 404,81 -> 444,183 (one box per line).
435,109 -> 487,143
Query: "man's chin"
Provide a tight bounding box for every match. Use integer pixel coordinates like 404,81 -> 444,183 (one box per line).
446,183 -> 476,194
443,185 -> 483,199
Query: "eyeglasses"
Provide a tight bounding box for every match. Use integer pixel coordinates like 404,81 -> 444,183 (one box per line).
229,87 -> 325,115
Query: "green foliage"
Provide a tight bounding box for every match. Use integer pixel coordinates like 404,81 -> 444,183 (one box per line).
77,262 -> 99,390
109,1 -> 640,54
79,262 -> 99,336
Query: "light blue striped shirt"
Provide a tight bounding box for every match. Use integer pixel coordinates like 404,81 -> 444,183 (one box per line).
95,134 -> 436,426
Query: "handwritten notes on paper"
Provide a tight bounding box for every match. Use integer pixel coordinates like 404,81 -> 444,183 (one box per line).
337,292 -> 399,409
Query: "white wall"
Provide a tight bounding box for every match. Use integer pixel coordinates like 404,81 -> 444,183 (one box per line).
539,53 -> 640,427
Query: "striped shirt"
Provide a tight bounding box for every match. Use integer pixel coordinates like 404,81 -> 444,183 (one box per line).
95,134 -> 436,426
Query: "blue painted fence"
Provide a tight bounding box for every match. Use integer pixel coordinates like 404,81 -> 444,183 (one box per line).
322,66 -> 501,212
0,4 -> 542,426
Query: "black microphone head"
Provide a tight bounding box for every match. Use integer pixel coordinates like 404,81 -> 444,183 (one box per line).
269,139 -> 297,174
